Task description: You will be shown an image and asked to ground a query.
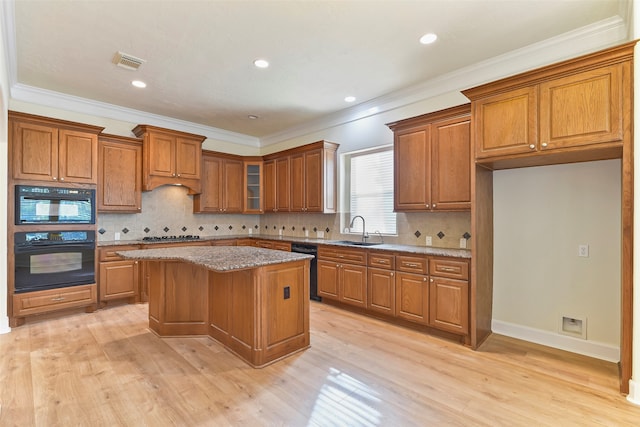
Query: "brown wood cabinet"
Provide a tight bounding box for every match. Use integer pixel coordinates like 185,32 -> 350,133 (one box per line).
9,111 -> 104,184
244,160 -> 263,213
428,258 -> 469,335
98,134 -> 143,212
367,252 -> 396,316
98,245 -> 140,303
264,156 -> 291,213
395,255 -> 430,324
265,141 -> 338,214
464,47 -> 631,169
387,105 -> 471,212
318,246 -> 367,308
12,284 -> 97,318
253,239 -> 291,251
132,125 -> 205,193
194,151 -> 243,213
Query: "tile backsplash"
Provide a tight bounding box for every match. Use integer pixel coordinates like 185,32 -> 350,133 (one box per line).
98,185 -> 471,249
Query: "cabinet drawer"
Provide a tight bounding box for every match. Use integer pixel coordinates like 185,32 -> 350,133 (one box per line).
13,284 -> 97,317
318,246 -> 367,265
272,242 -> 291,252
99,245 -> 140,262
429,258 -> 469,280
368,252 -> 395,270
396,255 -> 428,274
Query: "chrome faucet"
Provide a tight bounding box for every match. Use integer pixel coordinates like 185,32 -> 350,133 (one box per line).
349,215 -> 368,243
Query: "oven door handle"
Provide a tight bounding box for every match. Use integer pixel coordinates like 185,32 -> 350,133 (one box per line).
14,243 -> 95,253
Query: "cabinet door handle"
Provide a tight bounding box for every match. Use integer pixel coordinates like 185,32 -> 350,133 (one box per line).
432,203 -> 437,208
529,144 -> 535,149
425,204 -> 430,208
440,267 -> 456,272
376,260 -> 388,264
541,142 -> 548,148
390,272 -> 394,277
405,262 -> 419,268
430,278 -> 434,282
59,177 -> 65,181
177,173 -> 181,177
423,277 -> 428,282
51,297 -> 65,302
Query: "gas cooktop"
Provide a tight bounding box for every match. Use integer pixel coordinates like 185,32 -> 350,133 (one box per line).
142,235 -> 201,242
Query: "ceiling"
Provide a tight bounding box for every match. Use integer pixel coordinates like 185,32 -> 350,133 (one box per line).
6,0 -> 630,140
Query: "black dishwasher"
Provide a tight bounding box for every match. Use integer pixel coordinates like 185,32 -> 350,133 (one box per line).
291,243 -> 320,301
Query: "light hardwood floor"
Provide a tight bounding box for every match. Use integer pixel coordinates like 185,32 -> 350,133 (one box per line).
1,301 -> 639,426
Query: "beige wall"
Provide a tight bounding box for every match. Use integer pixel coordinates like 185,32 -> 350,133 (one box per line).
0,7 -> 8,332
493,160 -> 621,347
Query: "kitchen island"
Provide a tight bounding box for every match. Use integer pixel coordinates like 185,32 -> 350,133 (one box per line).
117,246 -> 313,367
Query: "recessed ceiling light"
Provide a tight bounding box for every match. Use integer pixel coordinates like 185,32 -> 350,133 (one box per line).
253,59 -> 269,69
248,115 -> 259,119
344,96 -> 356,103
131,80 -> 147,88
419,33 -> 438,45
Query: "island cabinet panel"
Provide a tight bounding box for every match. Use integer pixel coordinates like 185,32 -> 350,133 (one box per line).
10,111 -> 104,184
263,263 -> 309,363
228,270 -> 256,360
208,271 -> 232,346
147,261 -> 209,336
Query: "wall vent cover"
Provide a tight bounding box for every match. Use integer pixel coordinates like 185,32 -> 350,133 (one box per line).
112,51 -> 146,71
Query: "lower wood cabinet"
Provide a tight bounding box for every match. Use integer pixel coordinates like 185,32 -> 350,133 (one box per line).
318,246 -> 367,308
98,245 -> 140,303
12,284 -> 97,318
395,272 -> 429,325
253,239 -> 291,251
429,276 -> 469,334
367,251 -> 396,315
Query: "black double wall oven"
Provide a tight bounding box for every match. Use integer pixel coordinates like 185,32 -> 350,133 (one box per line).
14,185 -> 96,294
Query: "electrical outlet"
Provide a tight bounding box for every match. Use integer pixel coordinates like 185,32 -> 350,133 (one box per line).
283,286 -> 290,300
305,230 -> 309,237
459,238 -> 467,249
317,231 -> 325,239
114,232 -> 120,241
248,228 -> 252,235
279,229 -> 283,236
578,244 -> 589,257
425,236 -> 432,246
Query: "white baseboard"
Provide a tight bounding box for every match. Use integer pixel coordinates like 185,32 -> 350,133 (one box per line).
627,379 -> 640,406
0,316 -> 10,335
492,319 -> 619,362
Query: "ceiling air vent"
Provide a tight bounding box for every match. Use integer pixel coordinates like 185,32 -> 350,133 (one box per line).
112,51 -> 146,71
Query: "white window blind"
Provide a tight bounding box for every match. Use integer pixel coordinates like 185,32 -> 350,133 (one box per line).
348,148 -> 396,235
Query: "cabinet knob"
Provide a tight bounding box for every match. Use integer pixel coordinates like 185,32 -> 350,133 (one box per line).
52,177 -> 57,180
425,204 -> 430,208
541,142 -> 548,148
423,277 -> 428,282
390,272 -> 394,277
432,203 -> 437,208
529,144 -> 535,149
430,278 -> 434,282
59,177 -> 65,181
177,174 -> 181,177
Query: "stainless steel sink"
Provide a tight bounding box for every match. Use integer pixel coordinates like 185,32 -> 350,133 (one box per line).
334,240 -> 382,246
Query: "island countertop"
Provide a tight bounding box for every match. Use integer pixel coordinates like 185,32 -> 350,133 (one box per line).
117,246 -> 314,272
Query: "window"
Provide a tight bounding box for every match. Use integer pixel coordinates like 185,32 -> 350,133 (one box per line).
344,146 -> 396,235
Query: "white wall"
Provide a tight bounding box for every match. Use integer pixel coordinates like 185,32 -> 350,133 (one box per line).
0,3 -> 10,333
493,160 -> 621,358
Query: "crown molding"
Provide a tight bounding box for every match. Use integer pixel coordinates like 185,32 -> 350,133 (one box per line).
259,15 -> 629,146
9,84 -> 261,147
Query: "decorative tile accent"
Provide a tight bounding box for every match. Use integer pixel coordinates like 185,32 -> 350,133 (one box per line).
98,228 -> 106,234
122,228 -> 129,234
255,225 -> 259,229
164,227 -> 170,233
463,232 -> 471,239
214,226 -> 219,231
292,226 -> 295,231
437,231 -> 445,239
273,226 -> 277,230
199,226 -> 204,231
313,227 -> 317,232
414,230 -> 421,238
182,226 -> 187,232
265,225 -> 268,229
228,225 -> 233,230
325,227 -> 330,233
242,225 -> 246,229
144,227 -> 150,233
282,226 -> 286,230
302,227 -> 306,231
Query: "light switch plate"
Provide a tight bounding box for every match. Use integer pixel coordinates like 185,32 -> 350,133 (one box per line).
459,238 -> 467,249
317,231 -> 325,239
114,232 -> 120,241
425,236 -> 432,246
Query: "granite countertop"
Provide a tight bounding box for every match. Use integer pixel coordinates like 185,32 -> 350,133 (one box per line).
103,234 -> 471,259
116,246 -> 314,272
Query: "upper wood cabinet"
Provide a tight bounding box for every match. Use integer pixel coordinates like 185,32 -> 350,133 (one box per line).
264,141 -> 338,214
194,150 -> 243,213
243,159 -> 264,214
264,156 -> 291,213
387,104 -> 471,212
463,42 -> 633,169
98,134 -> 142,213
9,111 -> 104,185
132,125 -> 206,193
